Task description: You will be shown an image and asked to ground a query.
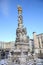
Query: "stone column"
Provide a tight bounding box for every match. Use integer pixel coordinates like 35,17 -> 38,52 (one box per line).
33,32 -> 39,53
39,35 -> 42,48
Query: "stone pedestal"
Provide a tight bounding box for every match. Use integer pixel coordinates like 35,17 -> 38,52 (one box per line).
19,56 -> 27,65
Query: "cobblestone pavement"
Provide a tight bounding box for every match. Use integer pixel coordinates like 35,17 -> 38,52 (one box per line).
0,59 -> 43,65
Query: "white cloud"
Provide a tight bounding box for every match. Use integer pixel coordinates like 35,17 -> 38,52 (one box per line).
1,0 -> 9,16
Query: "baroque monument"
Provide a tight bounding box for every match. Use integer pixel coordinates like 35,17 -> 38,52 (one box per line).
10,6 -> 30,65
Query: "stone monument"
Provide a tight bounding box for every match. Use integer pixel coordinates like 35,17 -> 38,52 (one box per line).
10,5 -> 30,65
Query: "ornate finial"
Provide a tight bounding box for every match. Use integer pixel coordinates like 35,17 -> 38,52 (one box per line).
17,5 -> 22,15
18,5 -> 22,11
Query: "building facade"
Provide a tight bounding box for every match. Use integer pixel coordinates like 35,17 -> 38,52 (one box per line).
33,32 -> 43,54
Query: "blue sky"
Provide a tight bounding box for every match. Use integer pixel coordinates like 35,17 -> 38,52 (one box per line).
0,0 -> 43,42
